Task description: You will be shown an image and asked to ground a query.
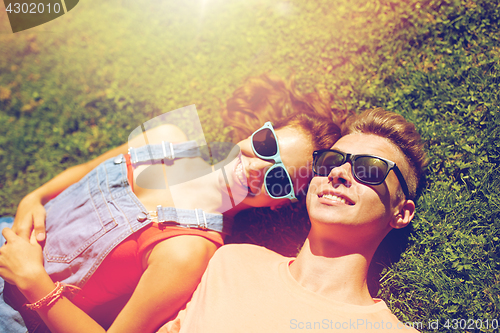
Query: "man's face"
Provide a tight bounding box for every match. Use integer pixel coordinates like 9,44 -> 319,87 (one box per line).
306,133 -> 411,237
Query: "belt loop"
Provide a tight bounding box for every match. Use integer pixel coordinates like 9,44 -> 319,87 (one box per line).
202,211 -> 208,229
170,142 -> 175,159
195,209 -> 200,228
128,147 -> 135,163
162,141 -> 168,159
157,205 -> 164,223
130,147 -> 138,164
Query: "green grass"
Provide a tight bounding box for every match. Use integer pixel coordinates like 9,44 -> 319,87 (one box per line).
1,0 -> 499,331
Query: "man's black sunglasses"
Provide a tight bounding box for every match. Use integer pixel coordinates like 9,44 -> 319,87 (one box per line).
312,149 -> 410,198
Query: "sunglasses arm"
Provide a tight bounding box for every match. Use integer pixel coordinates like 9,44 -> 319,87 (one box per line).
393,167 -> 410,199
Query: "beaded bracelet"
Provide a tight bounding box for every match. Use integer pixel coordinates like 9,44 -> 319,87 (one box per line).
24,281 -> 81,311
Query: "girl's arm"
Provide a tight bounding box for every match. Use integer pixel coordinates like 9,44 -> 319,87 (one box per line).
13,142 -> 130,241
108,235 -> 217,332
13,124 -> 188,242
0,229 -> 217,333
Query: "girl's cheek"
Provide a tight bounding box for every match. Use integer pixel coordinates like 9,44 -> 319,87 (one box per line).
248,178 -> 265,196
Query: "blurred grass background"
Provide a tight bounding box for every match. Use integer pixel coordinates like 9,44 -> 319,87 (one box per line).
1,0 -> 499,331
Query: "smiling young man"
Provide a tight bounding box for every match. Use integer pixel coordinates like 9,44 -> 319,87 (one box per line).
159,108 -> 427,333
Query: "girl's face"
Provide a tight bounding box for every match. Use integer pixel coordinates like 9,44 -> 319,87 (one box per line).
221,125 -> 315,209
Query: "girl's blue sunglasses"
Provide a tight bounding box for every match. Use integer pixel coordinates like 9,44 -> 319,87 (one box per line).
251,122 -> 298,202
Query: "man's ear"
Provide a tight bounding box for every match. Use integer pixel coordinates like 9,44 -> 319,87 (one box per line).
390,199 -> 415,229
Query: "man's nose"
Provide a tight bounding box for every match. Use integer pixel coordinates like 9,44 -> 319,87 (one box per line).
327,162 -> 353,188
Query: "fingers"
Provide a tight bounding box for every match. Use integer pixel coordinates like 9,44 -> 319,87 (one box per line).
12,205 -> 46,242
33,210 -> 46,242
1,227 -> 18,243
30,230 -> 39,246
12,215 -> 32,240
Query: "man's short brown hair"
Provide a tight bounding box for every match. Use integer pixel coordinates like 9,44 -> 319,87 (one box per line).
345,108 -> 428,200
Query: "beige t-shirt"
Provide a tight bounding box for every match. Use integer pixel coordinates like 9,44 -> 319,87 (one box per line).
159,244 -> 420,333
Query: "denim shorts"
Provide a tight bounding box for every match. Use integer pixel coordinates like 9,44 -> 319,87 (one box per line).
2,155 -> 149,332
41,154 -> 149,287
1,142 -> 227,332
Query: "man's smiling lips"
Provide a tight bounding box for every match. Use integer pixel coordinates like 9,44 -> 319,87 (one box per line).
318,191 -> 355,205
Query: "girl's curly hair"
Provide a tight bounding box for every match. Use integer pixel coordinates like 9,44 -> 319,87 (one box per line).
222,73 -> 350,142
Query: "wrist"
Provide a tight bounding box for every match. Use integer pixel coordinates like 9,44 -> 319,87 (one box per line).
26,190 -> 45,204
17,267 -> 54,302
23,281 -> 80,311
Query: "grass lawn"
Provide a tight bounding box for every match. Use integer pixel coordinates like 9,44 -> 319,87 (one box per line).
1,0 -> 499,331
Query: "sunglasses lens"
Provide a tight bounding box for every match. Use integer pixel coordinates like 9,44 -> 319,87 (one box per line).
353,157 -> 388,183
253,128 -> 278,157
314,151 -> 344,176
265,166 -> 293,197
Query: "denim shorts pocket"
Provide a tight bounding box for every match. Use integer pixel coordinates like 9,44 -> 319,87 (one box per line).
43,167 -> 119,263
